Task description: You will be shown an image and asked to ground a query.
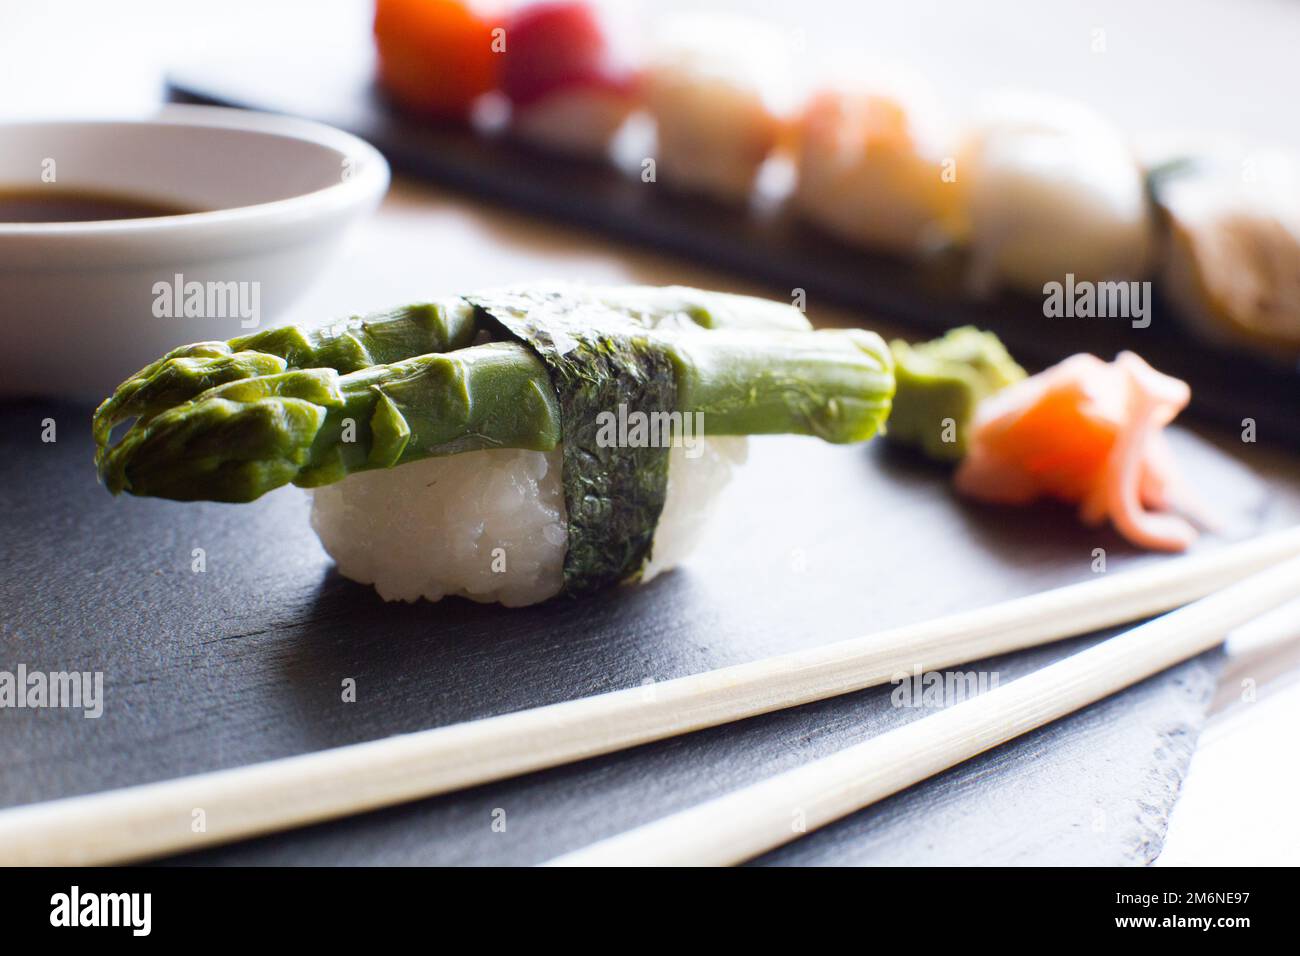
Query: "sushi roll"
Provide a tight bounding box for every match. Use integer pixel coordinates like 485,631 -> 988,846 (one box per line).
792,80 -> 962,257
641,13 -> 793,201
1149,144 -> 1300,360
500,1 -> 639,158
957,93 -> 1155,296
373,0 -> 503,121
95,285 -> 894,606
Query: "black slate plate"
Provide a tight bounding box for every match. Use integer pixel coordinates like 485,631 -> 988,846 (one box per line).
167,53 -> 1300,447
4,399 -> 1287,865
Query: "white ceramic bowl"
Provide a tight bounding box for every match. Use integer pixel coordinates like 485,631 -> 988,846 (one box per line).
0,105 -> 389,398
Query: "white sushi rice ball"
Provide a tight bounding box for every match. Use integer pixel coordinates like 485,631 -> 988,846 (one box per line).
309,446 -> 566,607
958,92 -> 1155,296
308,436 -> 748,607
641,436 -> 748,583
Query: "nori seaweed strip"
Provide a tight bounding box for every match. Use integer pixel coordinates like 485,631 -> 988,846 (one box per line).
469,288 -> 677,595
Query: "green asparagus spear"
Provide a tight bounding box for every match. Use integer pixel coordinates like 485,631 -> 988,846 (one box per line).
92,286 -> 808,464
587,285 -> 813,333
667,328 -> 892,443
92,299 -> 479,458
100,341 -> 561,503
98,327 -> 892,503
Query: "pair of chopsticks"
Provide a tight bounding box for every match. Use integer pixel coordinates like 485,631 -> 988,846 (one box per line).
550,550 -> 1300,865
3,526 -> 1299,866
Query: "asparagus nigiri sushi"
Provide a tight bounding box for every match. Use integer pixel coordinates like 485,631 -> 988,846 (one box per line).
95,285 -> 894,606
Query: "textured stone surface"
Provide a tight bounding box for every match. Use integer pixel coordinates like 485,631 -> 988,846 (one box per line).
0,401 -> 1284,864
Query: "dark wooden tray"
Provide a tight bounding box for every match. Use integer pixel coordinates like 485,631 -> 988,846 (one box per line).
7,399 -> 1293,864
168,54 -> 1300,448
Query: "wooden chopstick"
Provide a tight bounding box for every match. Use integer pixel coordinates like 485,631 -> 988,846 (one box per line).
546,552 -> 1300,866
2,526 -> 1298,866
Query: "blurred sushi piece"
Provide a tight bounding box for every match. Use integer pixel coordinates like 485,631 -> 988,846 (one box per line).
642,13 -> 794,201
374,0 -> 503,121
501,1 -> 639,157
958,93 -> 1155,296
1149,143 -> 1300,360
792,78 -> 962,257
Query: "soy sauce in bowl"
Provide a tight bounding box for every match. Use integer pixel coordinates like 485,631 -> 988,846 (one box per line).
0,188 -> 197,223
0,106 -> 390,399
